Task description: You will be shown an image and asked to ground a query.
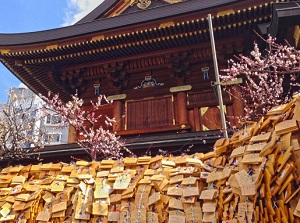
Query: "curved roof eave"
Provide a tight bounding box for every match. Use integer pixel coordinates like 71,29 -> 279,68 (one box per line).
0,0 -> 238,46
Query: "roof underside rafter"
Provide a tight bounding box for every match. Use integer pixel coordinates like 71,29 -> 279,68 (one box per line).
0,0 -> 288,102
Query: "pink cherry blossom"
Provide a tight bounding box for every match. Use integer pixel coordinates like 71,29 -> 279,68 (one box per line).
221,34 -> 300,120
40,92 -> 131,161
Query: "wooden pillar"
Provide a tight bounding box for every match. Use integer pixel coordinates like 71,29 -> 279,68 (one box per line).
67,125 -> 76,143
193,107 -> 201,131
177,91 -> 189,127
113,100 -> 123,132
188,109 -> 194,131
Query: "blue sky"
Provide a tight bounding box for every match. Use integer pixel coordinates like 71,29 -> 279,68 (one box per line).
0,0 -> 103,103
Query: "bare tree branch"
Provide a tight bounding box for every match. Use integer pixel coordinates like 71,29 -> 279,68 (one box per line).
0,89 -> 45,161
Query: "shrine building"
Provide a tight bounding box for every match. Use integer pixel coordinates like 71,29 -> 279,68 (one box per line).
0,0 -> 298,161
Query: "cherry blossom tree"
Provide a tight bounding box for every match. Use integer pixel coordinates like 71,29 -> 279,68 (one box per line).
221,35 -> 300,120
40,92 -> 130,161
0,89 -> 45,162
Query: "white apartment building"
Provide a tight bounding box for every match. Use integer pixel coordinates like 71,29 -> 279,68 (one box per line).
8,84 -> 69,145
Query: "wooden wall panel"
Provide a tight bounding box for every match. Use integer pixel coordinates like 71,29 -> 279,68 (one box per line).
200,106 -> 224,131
77,105 -> 114,141
188,91 -> 217,105
188,90 -> 230,106
226,104 -> 236,128
81,104 -> 114,131
126,96 -> 174,130
187,90 -> 235,131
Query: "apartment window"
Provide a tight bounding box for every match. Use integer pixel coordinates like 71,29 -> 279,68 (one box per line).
46,115 -> 51,124
45,115 -> 62,124
44,133 -> 62,143
52,115 -> 62,124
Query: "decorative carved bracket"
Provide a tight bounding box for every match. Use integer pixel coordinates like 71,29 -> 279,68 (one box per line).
134,75 -> 164,89
129,0 -> 183,10
166,51 -> 191,80
130,0 -> 152,10
104,61 -> 128,90
51,66 -> 87,96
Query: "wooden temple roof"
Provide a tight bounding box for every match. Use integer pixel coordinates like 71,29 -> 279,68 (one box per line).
0,0 -> 243,45
74,0 -> 119,24
268,1 -> 300,40
0,0 -> 289,101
